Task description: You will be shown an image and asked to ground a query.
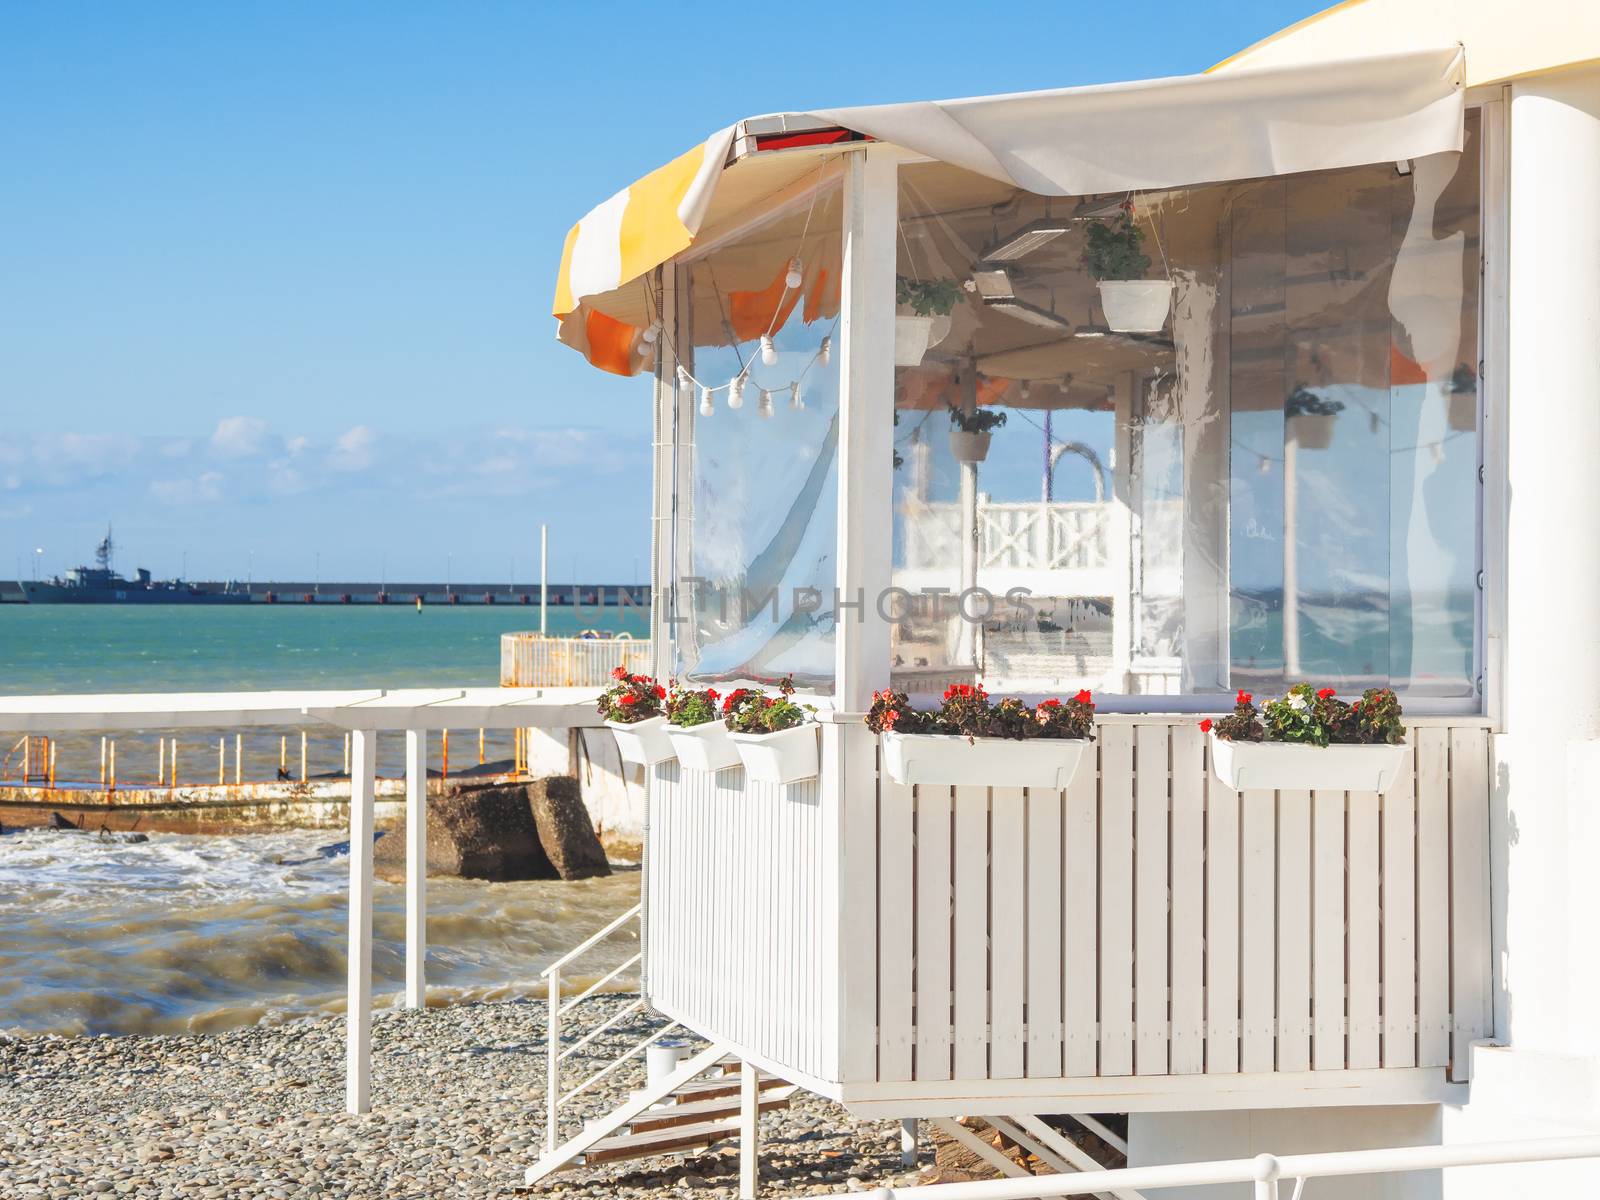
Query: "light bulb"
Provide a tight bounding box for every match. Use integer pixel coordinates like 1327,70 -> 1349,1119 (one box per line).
760,335 -> 778,366
818,335 -> 831,367
641,321 -> 660,345
758,389 -> 774,418
784,258 -> 803,290
699,386 -> 714,417
789,382 -> 803,410
637,341 -> 656,371
728,375 -> 745,410
1258,455 -> 1271,476
1019,380 -> 1032,401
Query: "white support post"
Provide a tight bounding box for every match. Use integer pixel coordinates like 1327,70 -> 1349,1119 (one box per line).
404,729 -> 427,1010
900,1118 -> 918,1168
346,728 -> 376,1115
833,143 -> 897,712
740,1061 -> 761,1199
545,966 -> 561,1154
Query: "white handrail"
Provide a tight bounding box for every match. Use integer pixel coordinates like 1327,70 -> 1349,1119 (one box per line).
846,1135 -> 1600,1200
542,903 -> 642,979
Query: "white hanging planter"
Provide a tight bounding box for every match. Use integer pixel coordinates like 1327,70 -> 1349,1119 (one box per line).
948,430 -> 992,464
606,716 -> 674,767
1209,735 -> 1409,793
1289,412 -> 1336,450
880,731 -> 1089,791
1098,279 -> 1172,332
730,723 -> 819,785
894,313 -> 952,366
667,720 -> 741,773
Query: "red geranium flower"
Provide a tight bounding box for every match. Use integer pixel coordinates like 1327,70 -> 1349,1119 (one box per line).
611,666 -> 628,681
1199,718 -> 1213,733
619,693 -> 637,706
653,685 -> 667,700
1236,689 -> 1253,706
1040,698 -> 1061,709
1074,689 -> 1093,705
1316,687 -> 1336,700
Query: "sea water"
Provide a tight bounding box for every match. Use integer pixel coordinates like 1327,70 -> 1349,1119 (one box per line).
0,604 -> 647,1035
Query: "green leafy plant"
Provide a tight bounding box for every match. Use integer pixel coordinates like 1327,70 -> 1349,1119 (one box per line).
1285,385 -> 1345,418
723,675 -> 815,734
947,404 -> 1008,434
666,682 -> 722,728
863,684 -> 1094,741
896,276 -> 963,317
1202,685 -> 1404,746
596,667 -> 666,724
1082,212 -> 1152,282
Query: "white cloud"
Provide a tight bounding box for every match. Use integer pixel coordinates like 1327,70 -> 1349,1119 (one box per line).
328,425 -> 379,472
150,470 -> 224,506
210,416 -> 270,459
285,435 -> 310,457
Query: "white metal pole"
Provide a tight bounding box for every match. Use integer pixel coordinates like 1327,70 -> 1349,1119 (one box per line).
234,733 -> 242,785
346,728 -> 376,1114
1283,432 -> 1300,680
740,1061 -> 761,1199
540,524 -> 548,638
404,729 -> 428,1010
545,965 -> 561,1153
900,1119 -> 918,1168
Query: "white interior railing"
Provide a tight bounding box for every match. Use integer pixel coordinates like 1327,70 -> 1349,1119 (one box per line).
835,1134 -> 1600,1199
501,633 -> 653,688
541,902 -> 670,1153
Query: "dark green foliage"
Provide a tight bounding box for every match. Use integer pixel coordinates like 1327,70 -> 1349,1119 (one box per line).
1082,212 -> 1152,282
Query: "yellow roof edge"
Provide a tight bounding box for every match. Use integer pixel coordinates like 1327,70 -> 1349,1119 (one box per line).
1208,0 -> 1373,73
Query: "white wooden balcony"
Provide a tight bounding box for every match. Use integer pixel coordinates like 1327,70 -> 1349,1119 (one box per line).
898,498 -> 1113,600
644,716 -> 1491,1118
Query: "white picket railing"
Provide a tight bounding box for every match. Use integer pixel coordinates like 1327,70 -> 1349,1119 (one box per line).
901,500 -> 1110,573
541,903 -> 668,1153
834,1134 -> 1600,1199
502,633 -> 653,688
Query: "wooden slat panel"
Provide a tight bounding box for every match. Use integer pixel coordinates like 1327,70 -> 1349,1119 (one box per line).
1347,790 -> 1381,1070
877,771 -> 916,1082
1449,726 -> 1492,1081
1026,787 -> 1064,1078
1381,747 -> 1418,1069
915,784 -> 954,1081
1169,724 -> 1206,1074
953,786 -> 989,1079
839,727 -> 879,1083
1239,789 -> 1276,1073
1277,789 -> 1312,1073
1099,725 -> 1136,1077
1205,763 -> 1241,1074
990,786 -> 1027,1079
1135,725 -> 1171,1076
1416,728 -> 1451,1067
1312,789 -> 1346,1070
1063,742 -> 1101,1077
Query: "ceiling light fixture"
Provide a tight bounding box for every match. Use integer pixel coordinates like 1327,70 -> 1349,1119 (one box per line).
970,267 -> 1017,301
987,297 -> 1073,331
980,218 -> 1073,263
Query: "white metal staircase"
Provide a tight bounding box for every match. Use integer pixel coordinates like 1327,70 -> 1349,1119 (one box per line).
526,903 -> 795,1188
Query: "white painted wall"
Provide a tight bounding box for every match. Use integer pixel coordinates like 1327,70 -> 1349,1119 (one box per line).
1129,1107 -> 1443,1200
1444,59 -> 1600,1197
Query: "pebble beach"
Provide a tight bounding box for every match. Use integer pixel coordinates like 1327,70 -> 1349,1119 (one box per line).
0,994 -> 921,1199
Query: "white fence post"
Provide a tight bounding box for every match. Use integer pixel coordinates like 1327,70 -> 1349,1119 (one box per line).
346,728 -> 376,1114
404,728 -> 427,1010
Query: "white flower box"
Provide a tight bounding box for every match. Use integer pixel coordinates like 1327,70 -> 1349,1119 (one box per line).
880,731 -> 1089,791
606,716 -> 675,767
667,721 -> 741,773
730,724 -> 819,785
1209,735 -> 1409,793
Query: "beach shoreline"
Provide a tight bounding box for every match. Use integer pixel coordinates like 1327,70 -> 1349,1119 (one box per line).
0,994 -> 915,1199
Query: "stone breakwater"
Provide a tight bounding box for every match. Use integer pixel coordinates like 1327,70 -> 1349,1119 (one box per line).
0,995 -> 921,1199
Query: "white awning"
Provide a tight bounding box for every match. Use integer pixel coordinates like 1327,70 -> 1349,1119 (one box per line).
810,45 -> 1466,197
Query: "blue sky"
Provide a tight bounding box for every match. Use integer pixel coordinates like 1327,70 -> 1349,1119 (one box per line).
0,1 -> 1320,583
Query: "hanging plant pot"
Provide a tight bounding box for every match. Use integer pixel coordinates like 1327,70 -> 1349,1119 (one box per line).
895,315 -> 935,366
1448,392 -> 1476,434
1289,412 -> 1336,450
1209,736 -> 1409,793
606,716 -> 674,767
1097,280 -> 1172,332
948,430 -> 992,464
666,721 -> 741,773
880,731 -> 1089,791
731,724 -> 819,785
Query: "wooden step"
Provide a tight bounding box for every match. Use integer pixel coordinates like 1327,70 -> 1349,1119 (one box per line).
670,1073 -> 785,1104
578,1116 -> 742,1165
626,1086 -> 797,1134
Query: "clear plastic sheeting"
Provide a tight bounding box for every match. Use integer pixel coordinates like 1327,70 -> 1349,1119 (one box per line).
890,112 -> 1482,703
670,186 -> 843,693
